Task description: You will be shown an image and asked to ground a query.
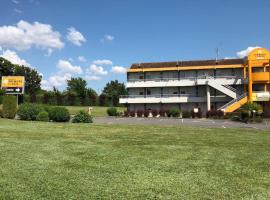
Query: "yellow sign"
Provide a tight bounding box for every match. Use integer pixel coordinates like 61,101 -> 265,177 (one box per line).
248,48 -> 270,61
1,76 -> 25,94
252,92 -> 270,101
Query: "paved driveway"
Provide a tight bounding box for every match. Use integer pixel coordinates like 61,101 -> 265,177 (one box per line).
94,117 -> 270,130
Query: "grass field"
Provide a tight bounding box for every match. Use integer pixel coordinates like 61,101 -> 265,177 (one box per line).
0,119 -> 270,199
60,106 -> 125,116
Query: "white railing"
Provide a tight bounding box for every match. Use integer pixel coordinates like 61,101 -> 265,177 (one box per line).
120,94 -> 192,98
218,93 -> 247,110
128,75 -> 244,82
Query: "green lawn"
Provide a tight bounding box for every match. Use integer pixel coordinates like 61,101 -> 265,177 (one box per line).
61,106 -> 126,116
0,119 -> 270,199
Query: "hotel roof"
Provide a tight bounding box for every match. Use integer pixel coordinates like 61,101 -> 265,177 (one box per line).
130,58 -> 245,69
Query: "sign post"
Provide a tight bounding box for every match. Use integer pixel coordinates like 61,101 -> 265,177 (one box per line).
1,76 -> 25,107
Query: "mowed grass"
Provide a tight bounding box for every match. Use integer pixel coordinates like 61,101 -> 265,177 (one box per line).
0,119 -> 270,199
62,106 -> 125,116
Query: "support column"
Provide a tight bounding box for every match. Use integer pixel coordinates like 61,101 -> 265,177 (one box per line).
206,85 -> 211,111
248,60 -> 253,102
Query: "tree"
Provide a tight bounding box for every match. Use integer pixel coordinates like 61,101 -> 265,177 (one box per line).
0,57 -> 42,95
102,80 -> 127,106
67,77 -> 87,98
87,88 -> 98,106
14,65 -> 42,94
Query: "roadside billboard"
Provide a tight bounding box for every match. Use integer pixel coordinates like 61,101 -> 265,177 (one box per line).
1,76 -> 25,94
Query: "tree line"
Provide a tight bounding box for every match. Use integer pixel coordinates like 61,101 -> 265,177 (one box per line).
0,57 -> 127,106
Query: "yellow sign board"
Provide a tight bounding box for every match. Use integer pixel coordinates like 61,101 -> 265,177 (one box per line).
248,48 -> 270,61
252,92 -> 270,101
1,76 -> 25,94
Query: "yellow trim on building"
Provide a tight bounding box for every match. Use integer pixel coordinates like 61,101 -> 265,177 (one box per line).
127,64 -> 243,72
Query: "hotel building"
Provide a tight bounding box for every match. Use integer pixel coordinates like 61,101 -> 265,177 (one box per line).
120,48 -> 270,116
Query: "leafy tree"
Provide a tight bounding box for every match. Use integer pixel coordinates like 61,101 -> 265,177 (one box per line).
14,65 -> 42,94
0,57 -> 42,95
102,80 -> 127,106
67,77 -> 87,98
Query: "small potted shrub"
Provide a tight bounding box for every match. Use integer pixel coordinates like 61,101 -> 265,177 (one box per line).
144,110 -> 150,117
130,111 -> 135,117
151,109 -> 158,117
159,109 -> 166,117
137,110 -> 144,117
168,108 -> 180,118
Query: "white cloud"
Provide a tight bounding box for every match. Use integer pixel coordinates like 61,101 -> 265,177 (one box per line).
85,75 -> 101,81
66,27 -> 86,46
0,49 -> 31,67
92,59 -> 113,66
13,8 -> 22,13
111,66 -> 126,74
12,0 -> 19,4
101,34 -> 114,43
237,46 -> 261,58
87,64 -> 108,75
78,55 -> 86,62
41,73 -> 72,90
0,20 -> 64,54
57,59 -> 82,74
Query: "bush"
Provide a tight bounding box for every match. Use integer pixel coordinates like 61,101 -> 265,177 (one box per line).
72,110 -> 93,123
182,111 -> 191,118
107,107 -> 118,116
49,107 -> 70,122
191,109 -> 202,118
144,110 -> 150,117
240,102 -> 263,123
130,111 -> 135,117
124,110 -> 129,117
168,108 -> 180,118
17,103 -> 43,121
152,109 -> 158,117
2,95 -> 17,119
0,107 -> 3,118
159,109 -> 166,117
137,110 -> 144,117
36,111 -> 49,122
206,110 -> 224,119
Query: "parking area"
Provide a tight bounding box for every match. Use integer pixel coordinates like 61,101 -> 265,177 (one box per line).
94,117 -> 270,130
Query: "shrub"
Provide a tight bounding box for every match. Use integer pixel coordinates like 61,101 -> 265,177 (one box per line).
159,109 -> 166,117
0,107 -> 3,118
206,109 -> 224,119
36,111 -> 49,122
137,110 -> 144,117
49,107 -> 70,122
107,107 -> 118,116
130,111 -> 135,117
72,110 -> 93,123
144,110 -> 150,117
152,109 -> 158,117
17,103 -> 44,121
2,95 -> 17,119
124,110 -> 129,117
191,108 -> 202,118
168,108 -> 180,118
182,111 -> 191,118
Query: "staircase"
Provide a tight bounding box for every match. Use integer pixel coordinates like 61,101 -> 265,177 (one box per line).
218,93 -> 248,113
207,78 -> 237,99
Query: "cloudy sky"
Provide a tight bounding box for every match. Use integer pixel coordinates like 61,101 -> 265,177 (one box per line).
0,0 -> 270,92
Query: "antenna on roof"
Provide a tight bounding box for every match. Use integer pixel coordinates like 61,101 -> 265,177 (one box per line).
215,47 -> 219,62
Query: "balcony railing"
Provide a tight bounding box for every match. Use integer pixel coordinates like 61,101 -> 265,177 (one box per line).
120,94 -> 193,98
127,75 -> 244,82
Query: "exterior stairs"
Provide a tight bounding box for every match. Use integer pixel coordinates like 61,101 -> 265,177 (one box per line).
218,93 -> 248,113
207,76 -> 237,99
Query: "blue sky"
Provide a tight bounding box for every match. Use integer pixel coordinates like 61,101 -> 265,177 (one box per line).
1,0 -> 270,93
